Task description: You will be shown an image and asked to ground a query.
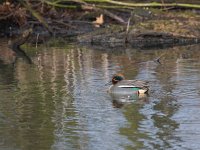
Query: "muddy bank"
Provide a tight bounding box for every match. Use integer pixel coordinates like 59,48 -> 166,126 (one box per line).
77,26 -> 200,49
31,9 -> 200,48
76,9 -> 200,48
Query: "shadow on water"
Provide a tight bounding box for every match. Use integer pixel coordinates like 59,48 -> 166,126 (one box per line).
0,39 -> 200,150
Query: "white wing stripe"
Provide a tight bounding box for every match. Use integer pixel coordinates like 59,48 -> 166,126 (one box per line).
118,85 -> 137,88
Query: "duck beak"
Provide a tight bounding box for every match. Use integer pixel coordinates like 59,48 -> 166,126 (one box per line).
105,80 -> 112,86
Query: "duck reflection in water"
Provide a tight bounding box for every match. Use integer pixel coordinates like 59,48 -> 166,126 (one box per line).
106,74 -> 149,107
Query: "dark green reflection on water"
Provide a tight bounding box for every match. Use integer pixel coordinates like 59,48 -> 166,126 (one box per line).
0,64 -> 55,150
120,103 -> 148,150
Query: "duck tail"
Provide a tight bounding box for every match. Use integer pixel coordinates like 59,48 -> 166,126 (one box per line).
138,88 -> 148,94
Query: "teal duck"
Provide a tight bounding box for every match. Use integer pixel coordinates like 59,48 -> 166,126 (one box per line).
108,74 -> 149,95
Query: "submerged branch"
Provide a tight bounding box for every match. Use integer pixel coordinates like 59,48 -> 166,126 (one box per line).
8,28 -> 33,64
9,28 -> 33,49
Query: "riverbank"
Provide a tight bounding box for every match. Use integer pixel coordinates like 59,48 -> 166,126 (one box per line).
1,1 -> 200,48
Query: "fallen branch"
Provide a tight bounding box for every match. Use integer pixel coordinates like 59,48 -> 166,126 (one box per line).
9,28 -> 33,49
92,1 -> 200,9
8,28 -> 33,64
44,0 -> 127,24
53,20 -> 77,29
95,8 -> 126,24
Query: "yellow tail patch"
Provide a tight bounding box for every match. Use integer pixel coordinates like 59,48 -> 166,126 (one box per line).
138,89 -> 147,94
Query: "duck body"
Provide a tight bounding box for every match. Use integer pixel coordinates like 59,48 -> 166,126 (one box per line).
108,80 -> 149,95
108,74 -> 149,95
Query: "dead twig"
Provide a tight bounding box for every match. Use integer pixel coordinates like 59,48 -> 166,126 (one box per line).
36,33 -> 39,48
0,12 -> 13,20
154,53 -> 166,64
53,20 -> 77,29
96,8 -> 126,25
125,12 -> 132,43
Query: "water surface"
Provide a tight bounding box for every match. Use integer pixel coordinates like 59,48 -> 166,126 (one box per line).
0,40 -> 200,150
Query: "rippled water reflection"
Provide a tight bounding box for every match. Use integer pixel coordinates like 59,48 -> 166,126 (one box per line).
0,39 -> 200,150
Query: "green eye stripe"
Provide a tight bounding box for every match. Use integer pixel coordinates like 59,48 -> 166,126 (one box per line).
115,76 -> 124,80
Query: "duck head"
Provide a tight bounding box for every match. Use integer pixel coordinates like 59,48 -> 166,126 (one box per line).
112,74 -> 124,85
